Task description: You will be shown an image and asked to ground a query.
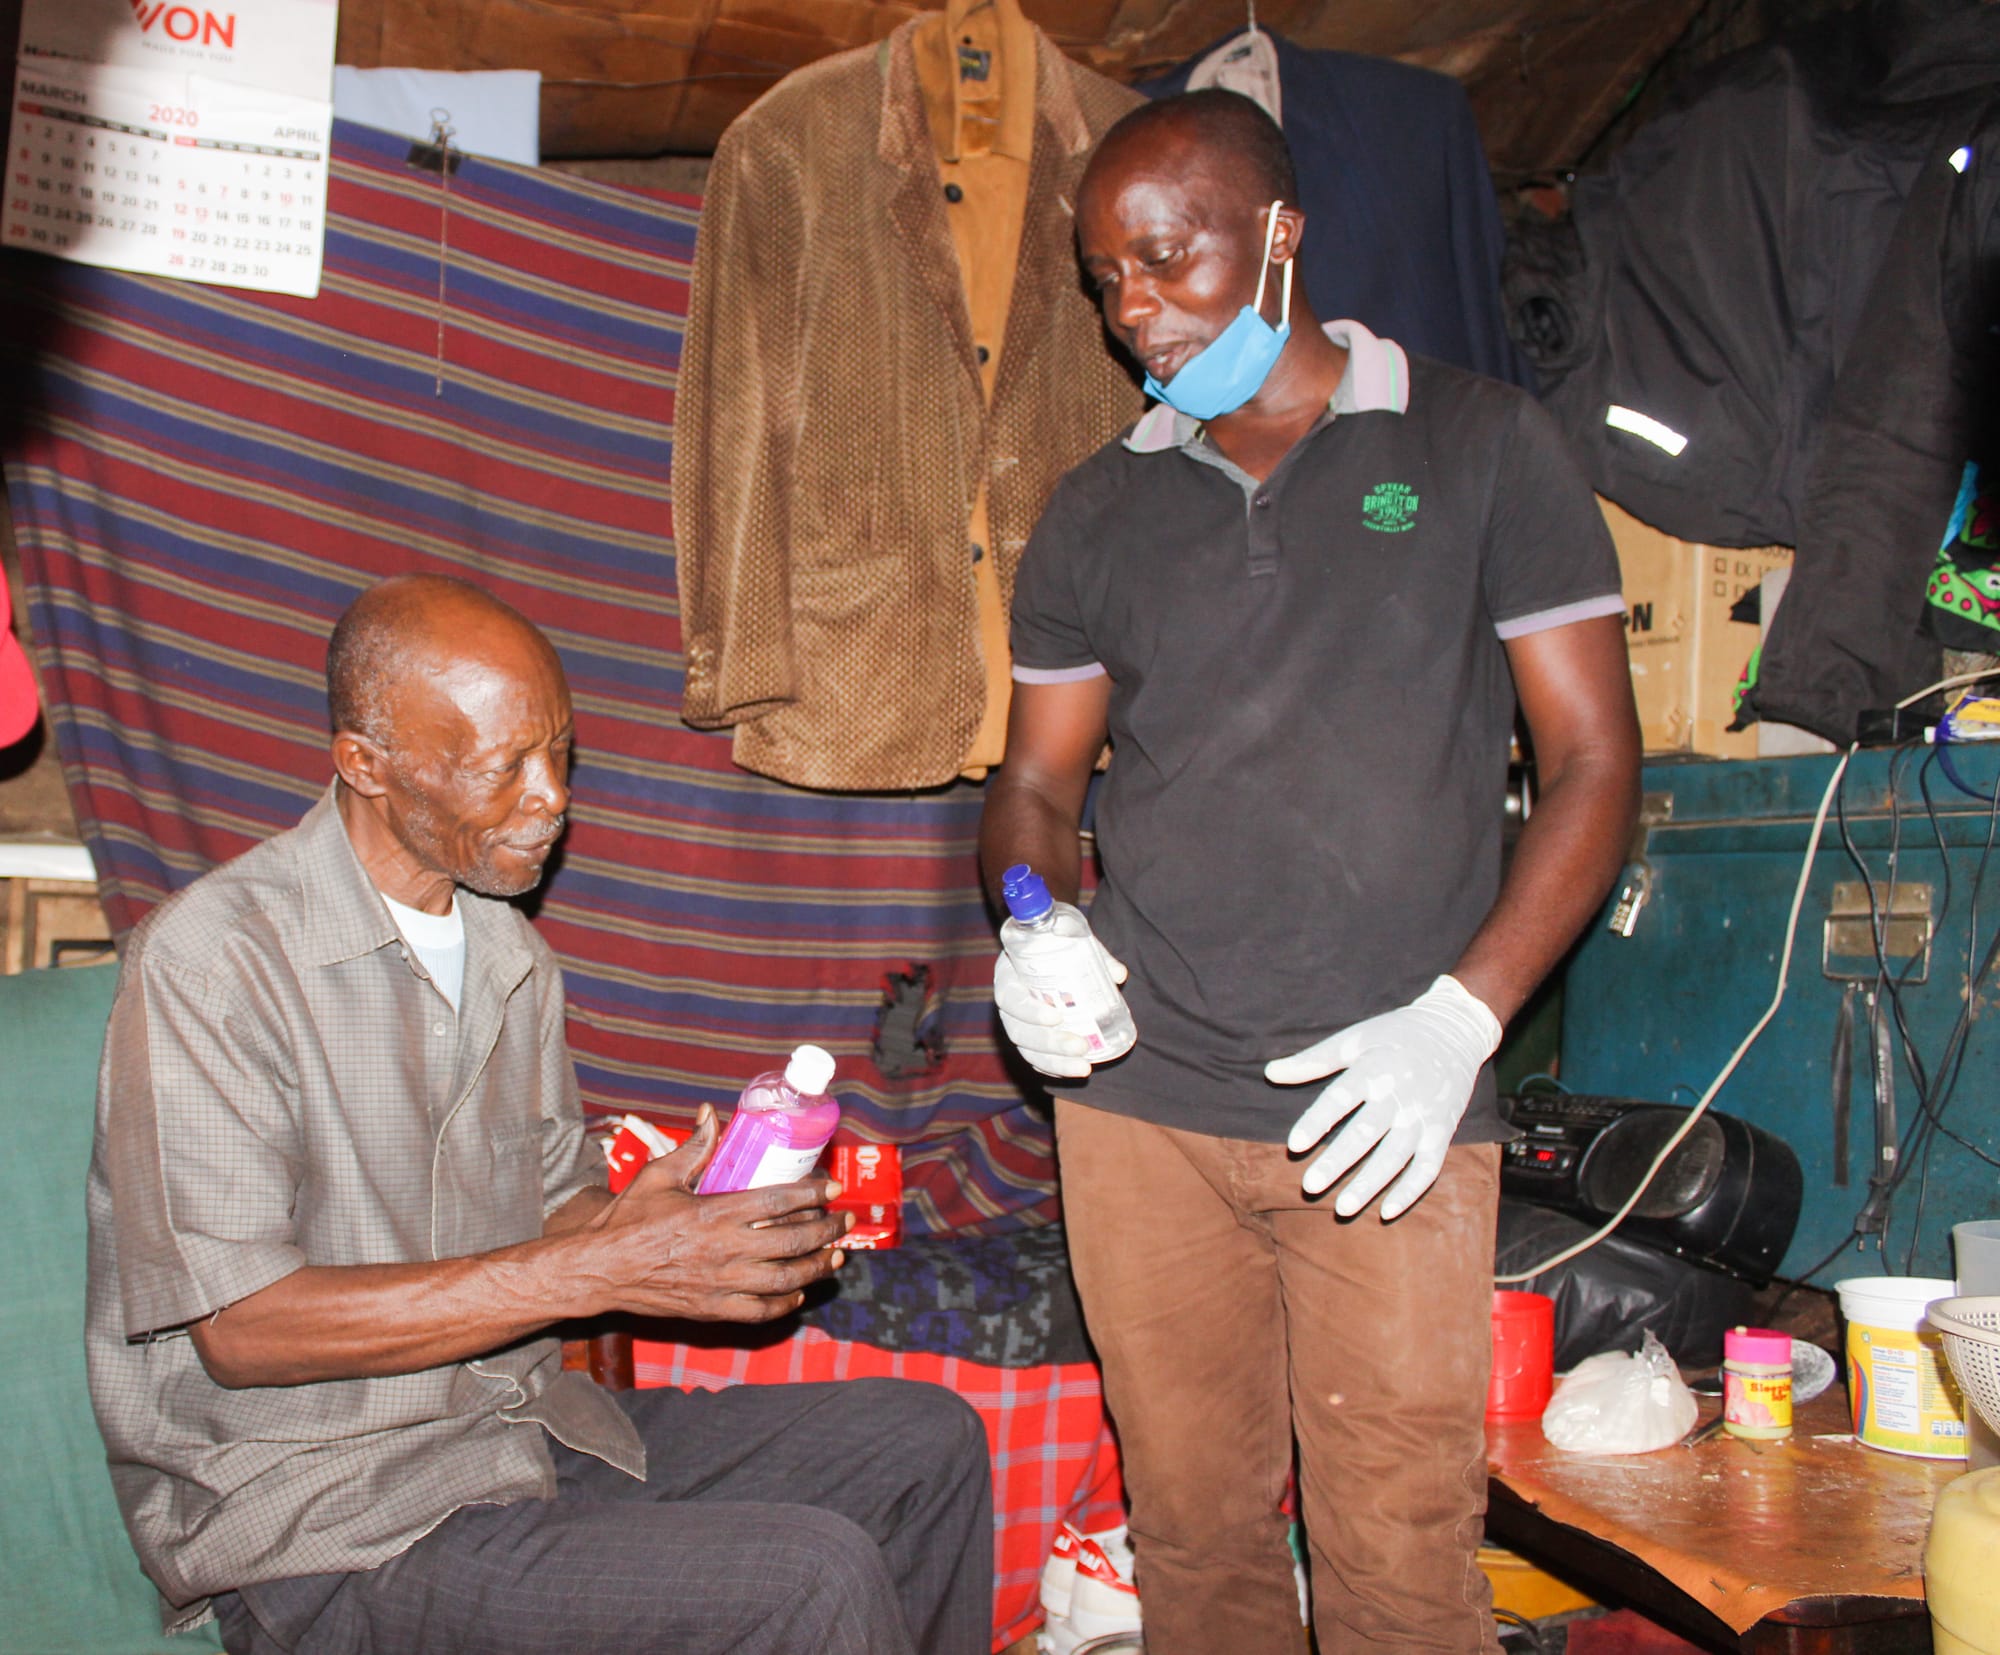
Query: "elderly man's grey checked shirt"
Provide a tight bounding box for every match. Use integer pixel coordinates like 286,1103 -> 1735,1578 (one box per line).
84,787 -> 641,1633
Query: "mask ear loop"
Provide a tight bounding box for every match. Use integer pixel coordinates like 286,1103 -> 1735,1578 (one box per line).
1251,199 -> 1293,328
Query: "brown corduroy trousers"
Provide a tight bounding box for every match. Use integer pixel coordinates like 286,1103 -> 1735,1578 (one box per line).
1056,1100 -> 1502,1655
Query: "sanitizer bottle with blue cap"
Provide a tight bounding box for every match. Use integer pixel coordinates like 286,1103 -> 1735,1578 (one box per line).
999,864 -> 1136,1061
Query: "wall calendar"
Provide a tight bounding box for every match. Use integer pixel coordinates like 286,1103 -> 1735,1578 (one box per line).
3,0 -> 337,297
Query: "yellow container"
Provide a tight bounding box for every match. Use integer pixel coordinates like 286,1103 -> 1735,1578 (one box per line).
1927,1466 -> 2000,1653
1837,1276 -> 1967,1459
1477,1545 -> 1595,1620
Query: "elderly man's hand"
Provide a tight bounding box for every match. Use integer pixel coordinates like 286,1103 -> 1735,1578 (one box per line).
579,1107 -> 850,1322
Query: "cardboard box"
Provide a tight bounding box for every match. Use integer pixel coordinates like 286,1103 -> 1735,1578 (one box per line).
1601,497 -> 1792,759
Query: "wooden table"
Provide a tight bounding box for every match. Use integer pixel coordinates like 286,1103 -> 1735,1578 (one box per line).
1486,1389 -> 1962,1652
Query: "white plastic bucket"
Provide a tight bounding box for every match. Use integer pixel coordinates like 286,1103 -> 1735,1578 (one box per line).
1836,1275 -> 1967,1458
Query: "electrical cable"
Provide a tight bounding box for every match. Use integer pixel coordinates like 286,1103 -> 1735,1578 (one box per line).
1837,743 -> 1932,1106
1896,664 -> 2000,713
1944,773 -> 2000,1125
1492,1608 -> 1548,1655
1903,764 -> 2000,1269
1830,740 -> 2000,1278
1836,743 -> 1932,1246
1894,758 -> 2000,1172
1512,1072 -> 1569,1095
1765,1226 -> 1878,1321
1935,738 -> 1998,804
1767,749 -> 2000,1304
1496,665 -> 2000,1287
1903,919 -> 2000,1171
1496,746 -> 1854,1284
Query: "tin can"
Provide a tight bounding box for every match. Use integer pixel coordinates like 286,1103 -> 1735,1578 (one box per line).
1723,1325 -> 1793,1440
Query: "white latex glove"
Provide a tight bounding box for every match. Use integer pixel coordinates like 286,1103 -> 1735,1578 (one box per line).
993,945 -> 1129,1080
1266,975 -> 1503,1220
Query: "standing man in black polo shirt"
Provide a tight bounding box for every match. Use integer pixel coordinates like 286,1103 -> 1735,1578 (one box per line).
981,92 -> 1640,1652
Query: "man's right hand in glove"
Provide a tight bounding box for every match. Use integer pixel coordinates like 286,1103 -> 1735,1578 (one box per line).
993,946 -> 1128,1080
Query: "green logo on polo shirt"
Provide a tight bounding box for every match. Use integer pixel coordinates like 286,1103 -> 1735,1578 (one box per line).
1362,482 -> 1419,533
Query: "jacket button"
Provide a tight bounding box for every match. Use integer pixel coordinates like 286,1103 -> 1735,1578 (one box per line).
976,344 -> 990,365
1253,494 -> 1272,509
970,541 -> 986,563
943,182 -> 964,203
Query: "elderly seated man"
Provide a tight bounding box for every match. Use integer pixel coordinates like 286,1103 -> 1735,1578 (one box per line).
85,573 -> 993,1655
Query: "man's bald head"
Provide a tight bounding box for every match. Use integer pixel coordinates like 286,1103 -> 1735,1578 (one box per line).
1085,90 -> 1297,217
326,573 -> 553,747
326,573 -> 574,906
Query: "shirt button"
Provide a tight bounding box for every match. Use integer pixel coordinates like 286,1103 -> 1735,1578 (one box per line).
433,1022 -> 448,1036
943,182 -> 964,203
970,541 -> 986,564
976,344 -> 991,365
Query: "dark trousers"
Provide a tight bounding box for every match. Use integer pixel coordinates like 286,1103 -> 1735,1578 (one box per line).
1057,1100 -> 1501,1655
214,1376 -> 994,1655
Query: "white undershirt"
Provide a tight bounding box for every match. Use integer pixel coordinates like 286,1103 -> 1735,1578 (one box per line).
380,890 -> 466,1011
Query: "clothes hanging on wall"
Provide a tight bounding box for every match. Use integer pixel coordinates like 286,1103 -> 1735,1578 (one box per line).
916,0 -> 1034,776
675,8 -> 1143,792
1738,97 -> 2000,741
1139,29 -> 1530,388
1528,0 -> 2000,555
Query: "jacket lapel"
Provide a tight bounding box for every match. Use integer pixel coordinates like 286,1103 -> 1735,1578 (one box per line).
992,30 -> 1095,412
880,22 -> 979,380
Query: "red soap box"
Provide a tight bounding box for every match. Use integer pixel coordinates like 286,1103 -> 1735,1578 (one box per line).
604,1114 -> 678,1194
828,1141 -> 902,1249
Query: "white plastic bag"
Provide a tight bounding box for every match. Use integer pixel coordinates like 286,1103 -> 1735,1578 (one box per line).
1540,1330 -> 1699,1454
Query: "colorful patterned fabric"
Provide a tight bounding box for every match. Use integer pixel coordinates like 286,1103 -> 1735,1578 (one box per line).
1926,459 -> 2000,651
803,1225 -> 1093,1367
1,120 -> 1055,1239
632,1327 -> 1126,1651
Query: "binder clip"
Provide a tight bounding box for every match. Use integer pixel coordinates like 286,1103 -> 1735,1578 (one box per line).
406,108 -> 461,175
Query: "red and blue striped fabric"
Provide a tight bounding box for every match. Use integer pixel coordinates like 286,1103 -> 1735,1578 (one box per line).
2,120 -> 1055,1239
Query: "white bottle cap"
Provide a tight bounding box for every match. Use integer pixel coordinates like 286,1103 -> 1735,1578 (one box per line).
785,1043 -> 836,1096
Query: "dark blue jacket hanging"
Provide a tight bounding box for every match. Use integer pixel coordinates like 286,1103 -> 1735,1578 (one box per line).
1140,31 -> 1532,388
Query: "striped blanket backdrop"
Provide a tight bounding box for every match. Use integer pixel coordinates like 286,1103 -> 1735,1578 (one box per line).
2,121 -> 1120,1644
2,119 -> 1055,1239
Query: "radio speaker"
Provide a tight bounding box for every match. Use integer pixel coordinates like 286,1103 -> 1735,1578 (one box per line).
1501,1094 -> 1803,1283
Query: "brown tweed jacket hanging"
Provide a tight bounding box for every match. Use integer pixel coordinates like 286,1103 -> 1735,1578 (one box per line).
674,19 -> 1143,792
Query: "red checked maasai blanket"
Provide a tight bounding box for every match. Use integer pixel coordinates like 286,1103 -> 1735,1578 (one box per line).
634,1328 -> 1125,1651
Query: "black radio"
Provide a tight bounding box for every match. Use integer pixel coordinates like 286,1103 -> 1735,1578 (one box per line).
1499,1092 -> 1803,1283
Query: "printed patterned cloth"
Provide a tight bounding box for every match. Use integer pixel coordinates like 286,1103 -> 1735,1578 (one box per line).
633,1326 -> 1126,1652
0,118 -> 1058,1240
1927,459 -> 2000,651
805,1224 -> 1095,1368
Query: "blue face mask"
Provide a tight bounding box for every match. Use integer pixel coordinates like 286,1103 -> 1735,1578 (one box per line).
1142,200 -> 1294,421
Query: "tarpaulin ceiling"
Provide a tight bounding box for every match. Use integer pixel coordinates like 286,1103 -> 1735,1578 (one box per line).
332,0 -> 1707,173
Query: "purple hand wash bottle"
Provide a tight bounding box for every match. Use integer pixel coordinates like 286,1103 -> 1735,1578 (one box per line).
696,1044 -> 841,1194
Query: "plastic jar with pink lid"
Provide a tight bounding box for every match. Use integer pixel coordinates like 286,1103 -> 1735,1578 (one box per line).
1723,1325 -> 1793,1440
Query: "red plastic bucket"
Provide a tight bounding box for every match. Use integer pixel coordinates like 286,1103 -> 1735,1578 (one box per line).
1488,1290 -> 1556,1419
